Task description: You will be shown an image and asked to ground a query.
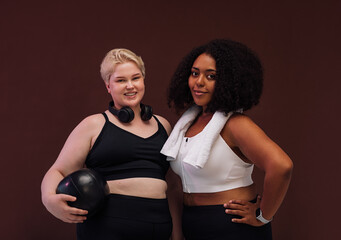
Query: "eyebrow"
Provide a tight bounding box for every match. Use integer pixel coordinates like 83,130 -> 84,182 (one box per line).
192,67 -> 216,72
115,73 -> 142,79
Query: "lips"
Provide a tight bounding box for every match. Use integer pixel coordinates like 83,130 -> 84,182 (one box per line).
124,92 -> 137,96
193,89 -> 207,96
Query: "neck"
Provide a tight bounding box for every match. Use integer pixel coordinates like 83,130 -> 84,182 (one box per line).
199,107 -> 213,118
193,110 -> 213,126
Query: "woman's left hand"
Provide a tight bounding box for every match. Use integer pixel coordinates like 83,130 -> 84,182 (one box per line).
223,195 -> 264,227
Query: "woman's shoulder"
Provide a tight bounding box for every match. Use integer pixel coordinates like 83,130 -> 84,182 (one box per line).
227,113 -> 254,126
222,112 -> 268,145
82,113 -> 106,125
154,114 -> 172,135
74,113 -> 106,133
222,113 -> 258,137
64,113 -> 106,145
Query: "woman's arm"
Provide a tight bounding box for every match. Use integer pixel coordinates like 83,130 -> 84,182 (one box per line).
223,114 -> 293,226
41,114 -> 104,223
166,169 -> 184,240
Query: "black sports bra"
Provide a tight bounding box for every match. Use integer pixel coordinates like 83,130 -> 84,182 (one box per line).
85,113 -> 169,181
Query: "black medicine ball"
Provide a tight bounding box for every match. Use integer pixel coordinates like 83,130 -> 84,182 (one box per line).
56,168 -> 109,217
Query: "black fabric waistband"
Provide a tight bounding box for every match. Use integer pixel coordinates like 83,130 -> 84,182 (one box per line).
101,194 -> 171,223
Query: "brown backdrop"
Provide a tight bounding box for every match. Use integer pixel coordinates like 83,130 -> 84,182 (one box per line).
1,0 -> 340,239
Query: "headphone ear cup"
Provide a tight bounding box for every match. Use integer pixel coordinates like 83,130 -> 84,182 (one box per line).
140,104 -> 153,121
108,101 -> 151,123
117,107 -> 135,123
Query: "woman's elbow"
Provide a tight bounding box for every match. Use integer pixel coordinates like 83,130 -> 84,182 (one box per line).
277,157 -> 293,179
266,156 -> 293,180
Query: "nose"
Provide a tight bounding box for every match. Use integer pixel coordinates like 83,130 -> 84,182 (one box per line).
126,80 -> 133,88
195,74 -> 204,86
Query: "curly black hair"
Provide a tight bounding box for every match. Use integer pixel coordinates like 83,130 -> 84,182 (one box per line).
168,39 -> 263,114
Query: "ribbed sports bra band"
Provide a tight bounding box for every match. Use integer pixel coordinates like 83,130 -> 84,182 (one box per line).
108,101 -> 153,123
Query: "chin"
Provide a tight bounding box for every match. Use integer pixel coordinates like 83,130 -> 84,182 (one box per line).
193,99 -> 209,107
126,98 -> 143,107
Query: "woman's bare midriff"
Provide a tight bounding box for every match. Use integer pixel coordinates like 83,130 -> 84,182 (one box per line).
183,184 -> 257,206
107,178 -> 168,199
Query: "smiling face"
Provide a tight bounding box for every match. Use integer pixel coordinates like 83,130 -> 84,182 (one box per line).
188,53 -> 216,111
106,61 -> 145,110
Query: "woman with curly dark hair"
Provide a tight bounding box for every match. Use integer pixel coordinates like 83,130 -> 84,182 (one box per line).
162,39 -> 293,240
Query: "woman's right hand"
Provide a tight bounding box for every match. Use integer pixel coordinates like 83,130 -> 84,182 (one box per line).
43,193 -> 88,223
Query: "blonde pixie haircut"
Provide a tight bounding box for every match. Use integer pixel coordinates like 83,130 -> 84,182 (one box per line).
100,48 -> 145,84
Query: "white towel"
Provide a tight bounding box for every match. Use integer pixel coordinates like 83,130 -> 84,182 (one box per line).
161,105 -> 236,168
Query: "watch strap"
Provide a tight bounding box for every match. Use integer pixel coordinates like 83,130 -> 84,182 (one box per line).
256,208 -> 272,224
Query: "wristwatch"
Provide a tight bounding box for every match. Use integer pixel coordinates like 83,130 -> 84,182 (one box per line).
256,208 -> 272,224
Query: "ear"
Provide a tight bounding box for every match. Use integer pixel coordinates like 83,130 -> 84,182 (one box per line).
105,81 -> 111,93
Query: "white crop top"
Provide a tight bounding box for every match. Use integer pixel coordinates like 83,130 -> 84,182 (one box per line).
170,130 -> 254,193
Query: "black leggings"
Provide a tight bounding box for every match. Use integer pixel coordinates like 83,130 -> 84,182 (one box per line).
183,204 -> 272,240
77,194 -> 172,240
